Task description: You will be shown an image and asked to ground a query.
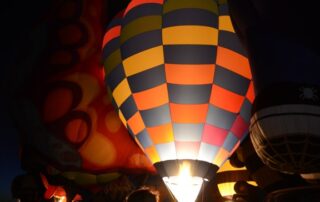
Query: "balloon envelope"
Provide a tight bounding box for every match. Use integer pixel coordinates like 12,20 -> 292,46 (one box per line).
103,2 -> 253,200
12,0 -> 155,189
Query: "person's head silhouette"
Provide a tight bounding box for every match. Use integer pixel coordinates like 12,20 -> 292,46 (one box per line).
125,186 -> 159,202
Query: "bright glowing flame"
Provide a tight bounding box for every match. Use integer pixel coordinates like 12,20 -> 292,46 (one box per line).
54,196 -> 66,202
162,163 -> 204,202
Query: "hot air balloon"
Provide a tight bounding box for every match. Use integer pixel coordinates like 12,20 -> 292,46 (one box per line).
228,0 -> 320,174
216,159 -> 257,200
10,0 -> 155,200
235,137 -> 306,193
103,0 -> 254,201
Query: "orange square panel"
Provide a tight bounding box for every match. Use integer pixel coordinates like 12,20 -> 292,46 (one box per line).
216,47 -> 251,79
210,85 -> 244,113
246,81 -> 255,104
133,83 -> 169,110
145,146 -> 161,164
165,64 -> 215,85
147,123 -> 174,144
127,112 -> 145,135
170,103 -> 208,123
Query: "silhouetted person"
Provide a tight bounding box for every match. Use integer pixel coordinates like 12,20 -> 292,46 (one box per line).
125,187 -> 159,202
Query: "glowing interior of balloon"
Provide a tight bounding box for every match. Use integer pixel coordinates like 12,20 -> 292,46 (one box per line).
217,161 -> 257,199
218,181 -> 257,199
162,163 -> 204,202
54,196 -> 66,202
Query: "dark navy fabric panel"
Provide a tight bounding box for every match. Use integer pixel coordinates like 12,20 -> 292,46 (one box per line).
164,45 -> 217,64
223,132 -> 239,151
219,4 -> 229,16
163,8 -> 218,28
123,4 -> 163,26
137,129 -> 153,148
214,65 -> 250,95
121,30 -> 163,59
168,84 -> 212,104
106,63 -> 126,91
106,17 -> 122,30
102,38 -> 120,60
141,104 -> 171,127
218,30 -> 247,57
239,99 -> 252,123
119,95 -> 138,120
128,64 -> 166,93
206,104 -> 236,129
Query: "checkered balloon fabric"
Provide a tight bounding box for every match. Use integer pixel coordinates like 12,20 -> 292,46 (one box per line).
103,0 -> 254,167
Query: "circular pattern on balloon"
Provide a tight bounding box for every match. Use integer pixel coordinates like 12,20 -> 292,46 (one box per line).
41,81 -> 82,123
105,111 -> 122,133
43,88 -> 73,122
79,132 -> 116,168
65,118 -> 88,144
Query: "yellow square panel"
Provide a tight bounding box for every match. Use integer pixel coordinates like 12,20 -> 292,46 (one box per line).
163,25 -> 218,45
219,16 -> 235,33
147,123 -> 174,144
127,112 -> 145,135
213,148 -> 230,167
123,46 -> 164,76
112,79 -> 131,106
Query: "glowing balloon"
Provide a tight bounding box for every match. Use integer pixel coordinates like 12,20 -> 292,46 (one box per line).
12,0 -> 155,195
216,160 -> 256,199
103,0 -> 254,201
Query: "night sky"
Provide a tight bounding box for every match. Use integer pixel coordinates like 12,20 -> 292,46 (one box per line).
0,102 -> 23,199
0,0 -> 48,199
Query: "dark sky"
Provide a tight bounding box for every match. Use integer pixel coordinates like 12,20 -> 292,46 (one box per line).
0,102 -> 23,199
0,0 -> 49,199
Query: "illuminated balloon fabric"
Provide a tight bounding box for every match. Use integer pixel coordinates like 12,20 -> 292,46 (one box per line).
228,0 -> 320,174
14,0 -> 155,187
103,0 -> 254,180
216,160 -> 256,199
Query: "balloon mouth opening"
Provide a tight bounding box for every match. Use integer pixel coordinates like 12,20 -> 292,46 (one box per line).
154,159 -> 218,180
155,160 -> 218,202
163,176 -> 204,202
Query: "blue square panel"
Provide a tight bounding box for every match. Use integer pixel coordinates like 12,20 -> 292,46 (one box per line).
137,129 -> 153,148
198,142 -> 219,162
222,132 -> 239,152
